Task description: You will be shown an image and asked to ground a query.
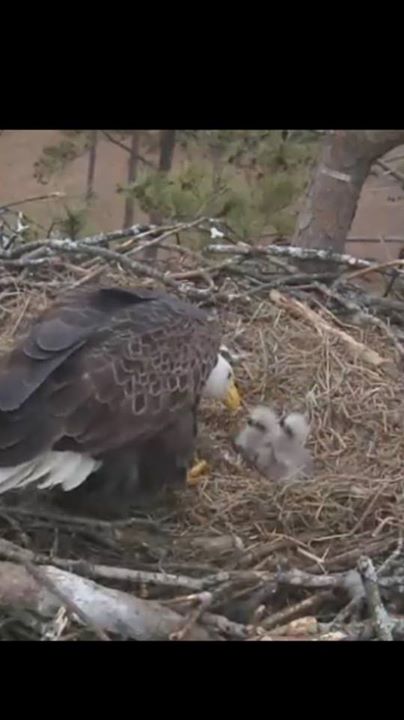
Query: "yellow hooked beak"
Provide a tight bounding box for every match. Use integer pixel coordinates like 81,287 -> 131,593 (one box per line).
224,379 -> 241,411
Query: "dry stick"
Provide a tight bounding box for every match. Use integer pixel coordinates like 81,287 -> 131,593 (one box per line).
261,591 -> 334,631
129,218 -> 209,257
0,223 -> 163,260
0,539 -> 362,598
0,561 -> 211,641
312,281 -> 404,359
169,591 -> 214,641
344,258 -> 404,283
276,568 -> 342,590
307,536 -> 397,574
0,538 -> 205,592
100,131 -> 156,169
23,559 -> 110,641
377,536 -> 403,577
5,506 -> 164,532
0,510 -> 30,547
201,612 -> 251,639
206,242 -> 404,274
328,570 -> 366,629
330,596 -> 365,629
358,556 -> 394,641
7,240 -> 214,301
269,289 -> 386,367
358,295 -> 404,320
0,192 -> 66,212
0,218 -> 212,260
234,272 -> 340,300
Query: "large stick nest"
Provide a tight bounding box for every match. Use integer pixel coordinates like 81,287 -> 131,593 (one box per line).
0,227 -> 403,640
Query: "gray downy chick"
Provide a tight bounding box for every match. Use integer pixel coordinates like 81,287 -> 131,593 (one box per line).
272,412 -> 313,481
234,406 -> 313,482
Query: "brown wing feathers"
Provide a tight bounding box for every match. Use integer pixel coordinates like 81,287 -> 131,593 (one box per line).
0,286 -> 220,469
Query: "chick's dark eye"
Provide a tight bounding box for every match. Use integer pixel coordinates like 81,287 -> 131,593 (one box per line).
227,371 -> 232,379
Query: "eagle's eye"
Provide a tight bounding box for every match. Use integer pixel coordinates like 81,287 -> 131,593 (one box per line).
247,418 -> 265,432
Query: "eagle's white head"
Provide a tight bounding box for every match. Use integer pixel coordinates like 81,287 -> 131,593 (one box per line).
203,354 -> 241,410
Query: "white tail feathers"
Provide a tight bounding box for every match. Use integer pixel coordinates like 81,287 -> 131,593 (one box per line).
0,451 -> 101,495
234,405 -> 313,482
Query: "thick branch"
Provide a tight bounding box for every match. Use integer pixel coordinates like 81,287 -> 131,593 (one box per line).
358,556 -> 394,641
0,561 -> 212,641
293,130 -> 404,254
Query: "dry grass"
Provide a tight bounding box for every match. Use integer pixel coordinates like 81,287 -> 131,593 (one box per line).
0,269 -> 403,579
166,297 -> 404,572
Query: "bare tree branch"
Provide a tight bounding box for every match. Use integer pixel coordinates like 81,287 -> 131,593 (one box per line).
101,131 -> 156,169
358,556 -> 394,641
0,192 -> 66,212
0,561 -> 212,640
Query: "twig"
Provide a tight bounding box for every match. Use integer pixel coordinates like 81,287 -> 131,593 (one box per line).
0,510 -> 30,547
234,272 -> 339,300
0,538 -> 205,592
276,568 -> 342,589
261,591 -> 334,631
359,294 -> 404,318
100,131 -> 156,169
169,592 -> 213,640
343,258 -> 404,283
330,596 -> 365,628
269,289 -> 386,367
308,536 -> 397,574
0,192 -> 66,212
358,556 -> 394,641
206,242 -> 404,273
201,612 -> 252,639
377,536 -> 403,577
312,281 -> 404,358
129,218 -> 209,257
5,506 -> 164,532
328,570 -> 366,628
4,239 -> 214,301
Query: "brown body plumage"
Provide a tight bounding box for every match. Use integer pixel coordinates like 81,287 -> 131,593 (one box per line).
0,285 -> 237,510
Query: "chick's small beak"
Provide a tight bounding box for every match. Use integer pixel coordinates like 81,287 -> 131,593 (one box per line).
224,379 -> 241,410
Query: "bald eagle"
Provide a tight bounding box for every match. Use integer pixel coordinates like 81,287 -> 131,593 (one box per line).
234,406 -> 312,482
0,285 -> 240,505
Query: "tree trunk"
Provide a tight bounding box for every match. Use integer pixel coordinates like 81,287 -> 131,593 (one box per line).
158,129 -> 176,172
144,130 -> 177,262
85,130 -> 98,201
122,130 -> 140,229
293,130 -> 404,253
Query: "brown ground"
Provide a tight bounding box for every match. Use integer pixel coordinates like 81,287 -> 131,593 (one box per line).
1,130 -> 404,261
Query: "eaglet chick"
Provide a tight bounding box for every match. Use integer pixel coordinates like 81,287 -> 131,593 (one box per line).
234,405 -> 313,482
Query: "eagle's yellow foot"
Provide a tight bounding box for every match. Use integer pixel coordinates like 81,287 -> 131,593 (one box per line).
187,459 -> 209,486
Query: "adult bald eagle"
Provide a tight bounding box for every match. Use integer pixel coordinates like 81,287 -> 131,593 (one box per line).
0,285 -> 240,506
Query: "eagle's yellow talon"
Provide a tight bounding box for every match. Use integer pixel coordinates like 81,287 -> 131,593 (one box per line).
187,459 -> 209,485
